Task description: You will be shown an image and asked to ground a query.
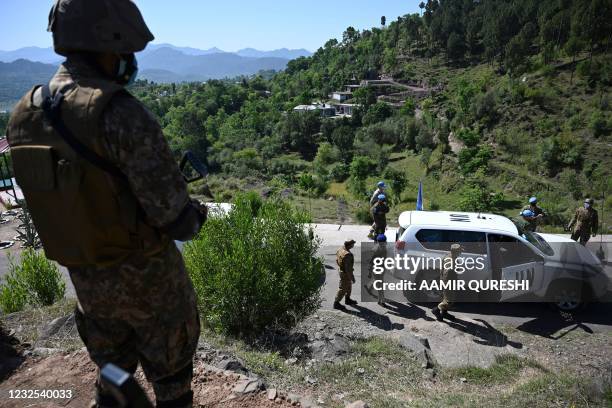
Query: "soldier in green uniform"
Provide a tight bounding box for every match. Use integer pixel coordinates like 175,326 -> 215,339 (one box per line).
431,244 -> 462,322
7,1 -> 206,407
334,239 -> 358,310
520,197 -> 545,232
366,234 -> 388,306
568,198 -> 599,246
369,194 -> 390,238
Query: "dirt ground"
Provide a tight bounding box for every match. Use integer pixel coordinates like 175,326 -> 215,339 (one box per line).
0,350 -> 294,408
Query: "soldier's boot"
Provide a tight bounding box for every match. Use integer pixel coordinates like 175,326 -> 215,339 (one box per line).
333,301 -> 346,310
345,297 -> 358,306
431,307 -> 443,321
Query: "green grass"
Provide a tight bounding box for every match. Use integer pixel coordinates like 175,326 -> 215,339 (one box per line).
0,298 -> 79,350
444,354 -> 546,385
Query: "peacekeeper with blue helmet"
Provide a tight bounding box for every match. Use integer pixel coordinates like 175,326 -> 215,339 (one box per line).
370,194 -> 390,238
520,196 -> 546,232
369,181 -> 386,206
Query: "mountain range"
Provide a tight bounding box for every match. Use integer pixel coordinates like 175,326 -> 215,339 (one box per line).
0,44 -> 312,65
0,44 -> 312,108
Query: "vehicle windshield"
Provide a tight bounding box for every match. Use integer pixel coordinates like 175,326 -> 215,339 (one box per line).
512,219 -> 555,256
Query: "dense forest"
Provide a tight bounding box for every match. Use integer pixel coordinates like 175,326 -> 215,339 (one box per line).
2,0 -> 611,230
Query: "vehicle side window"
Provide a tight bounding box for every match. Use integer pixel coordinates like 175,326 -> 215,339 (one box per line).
415,229 -> 486,254
445,230 -> 487,254
488,234 -> 540,266
415,229 -> 446,251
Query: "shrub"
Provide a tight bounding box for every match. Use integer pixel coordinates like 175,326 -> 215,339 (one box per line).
0,249 -> 65,313
362,102 -> 393,126
589,110 -> 609,138
184,195 -> 323,336
400,98 -> 416,116
456,128 -> 480,147
458,145 -> 492,175
329,163 -> 350,182
354,205 -> 373,224
383,167 -> 408,204
458,183 -> 503,212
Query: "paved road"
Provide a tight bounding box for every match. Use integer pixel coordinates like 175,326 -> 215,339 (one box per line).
312,223 -> 612,336
2,220 -> 611,335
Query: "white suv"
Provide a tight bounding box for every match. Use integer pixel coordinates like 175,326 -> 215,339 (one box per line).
393,211 -> 607,311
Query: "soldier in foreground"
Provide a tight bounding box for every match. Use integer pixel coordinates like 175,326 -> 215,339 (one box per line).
7,1 -> 206,407
568,198 -> 599,245
520,197 -> 545,232
334,239 -> 358,310
431,244 -> 462,322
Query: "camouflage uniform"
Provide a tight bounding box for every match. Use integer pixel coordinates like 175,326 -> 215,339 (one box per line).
370,201 -> 390,235
437,255 -> 456,312
521,204 -> 545,232
57,58 -> 200,407
568,206 -> 599,246
367,242 -> 388,304
369,188 -> 385,206
335,244 -> 355,303
432,244 -> 461,321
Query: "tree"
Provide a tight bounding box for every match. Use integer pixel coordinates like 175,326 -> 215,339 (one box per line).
564,35 -> 583,85
381,16 -> 387,27
447,32 -> 466,61
362,102 -> 393,126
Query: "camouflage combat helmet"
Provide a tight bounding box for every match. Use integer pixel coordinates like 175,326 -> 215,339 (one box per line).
48,0 -> 154,56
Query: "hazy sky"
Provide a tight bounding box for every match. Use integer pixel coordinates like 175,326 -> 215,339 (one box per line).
0,0 -> 420,52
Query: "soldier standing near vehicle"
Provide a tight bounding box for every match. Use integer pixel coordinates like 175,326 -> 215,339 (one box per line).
366,234 -> 388,306
334,239 -> 358,310
7,1 -> 206,407
369,181 -> 386,206
568,198 -> 599,246
431,244 -> 462,322
370,194 -> 390,238
520,197 -> 545,232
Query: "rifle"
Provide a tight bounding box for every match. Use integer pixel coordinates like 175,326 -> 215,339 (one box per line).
100,364 -> 153,408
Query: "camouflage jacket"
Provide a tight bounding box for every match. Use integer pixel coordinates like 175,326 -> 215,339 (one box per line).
568,207 -> 599,234
371,202 -> 390,225
336,246 -> 354,275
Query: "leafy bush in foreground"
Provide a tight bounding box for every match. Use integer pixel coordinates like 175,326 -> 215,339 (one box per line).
0,249 -> 65,314
184,194 -> 323,337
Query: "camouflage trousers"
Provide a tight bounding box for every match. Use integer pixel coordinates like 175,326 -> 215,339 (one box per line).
69,242 -> 200,408
571,230 -> 591,246
335,271 -> 353,302
437,269 -> 454,312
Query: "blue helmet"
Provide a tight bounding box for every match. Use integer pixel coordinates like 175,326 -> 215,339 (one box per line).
529,197 -> 537,204
377,194 -> 386,201
521,209 -> 535,217
377,181 -> 386,188
376,234 -> 387,242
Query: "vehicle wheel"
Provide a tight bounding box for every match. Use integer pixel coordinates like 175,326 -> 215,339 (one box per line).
550,288 -> 585,312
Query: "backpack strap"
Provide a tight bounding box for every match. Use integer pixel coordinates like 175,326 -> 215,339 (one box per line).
40,83 -> 128,182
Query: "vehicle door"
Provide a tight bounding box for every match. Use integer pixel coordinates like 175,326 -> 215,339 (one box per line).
487,233 -> 544,301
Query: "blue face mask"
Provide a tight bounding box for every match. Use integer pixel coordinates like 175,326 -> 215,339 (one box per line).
117,54 -> 138,86
584,203 -> 591,209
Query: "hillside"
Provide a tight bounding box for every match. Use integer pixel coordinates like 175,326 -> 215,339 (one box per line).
128,0 -> 611,232
0,59 -> 57,111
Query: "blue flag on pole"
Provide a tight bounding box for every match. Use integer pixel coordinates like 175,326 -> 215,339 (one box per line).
416,181 -> 424,211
